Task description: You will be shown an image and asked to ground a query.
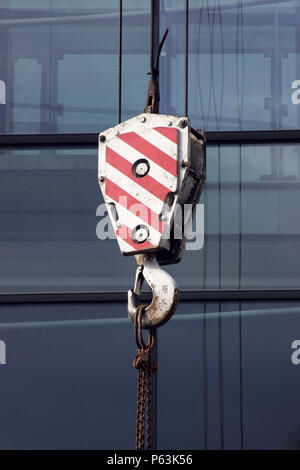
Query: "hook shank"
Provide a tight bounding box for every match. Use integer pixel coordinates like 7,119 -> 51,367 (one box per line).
128,255 -> 179,329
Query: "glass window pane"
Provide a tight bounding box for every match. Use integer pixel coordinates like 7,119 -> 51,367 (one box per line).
122,0 -> 150,122
2,143 -> 300,293
0,145 -> 136,293
161,0 -> 300,131
165,143 -> 300,290
159,301 -> 300,449
0,1 -> 151,134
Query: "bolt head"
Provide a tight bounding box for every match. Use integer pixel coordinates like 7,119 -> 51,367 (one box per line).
181,160 -> 188,168
167,121 -> 173,126
135,228 -> 148,242
99,135 -> 106,143
132,226 -> 149,244
132,159 -> 150,178
99,176 -> 105,182
140,116 -> 146,123
179,119 -> 188,129
135,161 -> 149,177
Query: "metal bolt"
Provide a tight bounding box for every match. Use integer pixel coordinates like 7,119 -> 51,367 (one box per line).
99,176 -> 105,182
133,226 -> 149,243
167,121 -> 173,126
179,119 -> 188,129
99,135 -> 106,143
140,116 -> 146,123
135,161 -> 149,177
181,160 -> 188,168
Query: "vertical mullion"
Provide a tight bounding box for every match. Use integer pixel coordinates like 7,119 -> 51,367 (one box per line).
118,0 -> 123,123
150,0 -> 160,451
151,0 -> 160,75
238,144 -> 244,450
185,0 -> 189,116
218,146 -> 224,449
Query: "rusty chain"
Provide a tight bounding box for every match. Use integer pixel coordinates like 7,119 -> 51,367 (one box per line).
133,305 -> 157,450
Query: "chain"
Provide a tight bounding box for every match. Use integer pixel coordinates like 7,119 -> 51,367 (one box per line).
133,305 -> 157,450
146,365 -> 153,450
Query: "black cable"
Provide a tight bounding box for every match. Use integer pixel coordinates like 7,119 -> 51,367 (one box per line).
202,182 -> 208,449
185,0 -> 189,116
154,28 -> 169,76
218,146 -> 224,450
150,0 -> 155,79
238,144 -> 244,450
202,303 -> 208,450
118,0 -> 123,123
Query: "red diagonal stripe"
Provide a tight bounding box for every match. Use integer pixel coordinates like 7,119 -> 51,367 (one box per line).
106,147 -> 171,202
117,224 -> 155,251
154,127 -> 177,144
118,132 -> 177,176
106,179 -> 163,233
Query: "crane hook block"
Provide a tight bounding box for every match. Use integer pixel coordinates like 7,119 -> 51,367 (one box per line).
98,113 -> 206,265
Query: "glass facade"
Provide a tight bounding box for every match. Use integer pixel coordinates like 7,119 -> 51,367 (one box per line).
0,299 -> 299,449
0,0 -> 300,451
0,0 -> 150,133
1,143 -> 300,293
161,0 -> 300,130
1,1 -> 300,132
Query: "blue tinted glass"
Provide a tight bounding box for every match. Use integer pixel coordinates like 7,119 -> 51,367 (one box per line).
159,302 -> 300,450
122,1 -> 150,122
0,145 -> 136,293
1,143 -> 300,293
0,301 -> 137,449
166,142 -> 300,290
160,0 -> 300,130
1,300 -> 299,449
0,1 -> 150,134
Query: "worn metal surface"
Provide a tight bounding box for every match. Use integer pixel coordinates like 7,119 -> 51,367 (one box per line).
133,305 -> 157,450
98,114 -> 206,264
98,113 -> 190,257
144,79 -> 160,114
128,254 -> 179,329
156,127 -> 206,266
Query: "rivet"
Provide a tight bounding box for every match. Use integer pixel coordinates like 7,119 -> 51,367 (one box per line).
132,225 -> 149,244
135,161 -> 149,177
179,119 -> 188,129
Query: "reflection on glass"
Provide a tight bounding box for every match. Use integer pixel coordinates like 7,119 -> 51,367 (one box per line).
0,146 -> 136,293
0,1 -> 150,134
166,143 -> 300,290
1,143 -> 300,293
161,0 -> 300,131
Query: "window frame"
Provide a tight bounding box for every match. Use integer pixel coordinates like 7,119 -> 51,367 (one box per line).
1,0 -> 300,302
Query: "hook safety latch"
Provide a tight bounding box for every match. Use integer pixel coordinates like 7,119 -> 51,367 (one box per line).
128,255 -> 179,329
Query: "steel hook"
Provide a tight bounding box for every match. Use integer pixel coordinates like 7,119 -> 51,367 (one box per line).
128,255 -> 179,329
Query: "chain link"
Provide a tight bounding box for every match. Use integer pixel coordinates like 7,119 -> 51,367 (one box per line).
133,305 -> 157,451
146,366 -> 153,450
